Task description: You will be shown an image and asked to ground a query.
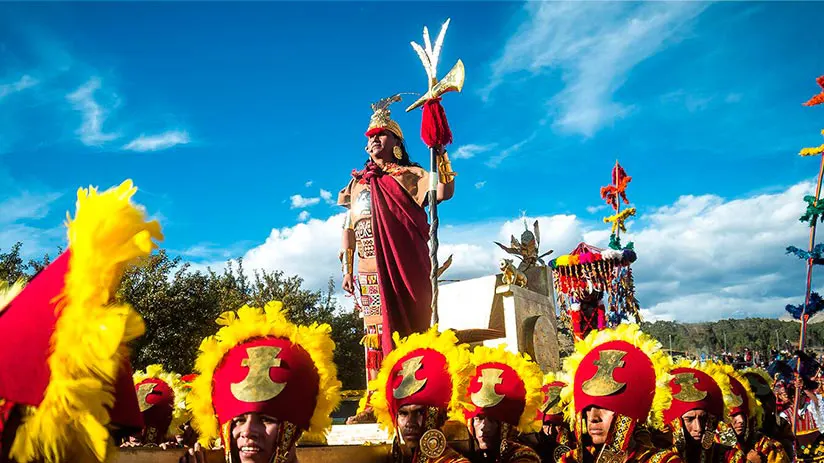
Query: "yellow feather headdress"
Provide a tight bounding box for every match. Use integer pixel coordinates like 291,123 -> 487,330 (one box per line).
7,179 -> 162,463
133,364 -> 190,438
719,363 -> 763,428
560,323 -> 674,431
368,326 -> 472,433
187,301 -> 342,446
741,367 -> 774,395
463,344 -> 544,433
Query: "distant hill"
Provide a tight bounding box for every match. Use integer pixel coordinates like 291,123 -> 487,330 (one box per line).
639,318 -> 824,355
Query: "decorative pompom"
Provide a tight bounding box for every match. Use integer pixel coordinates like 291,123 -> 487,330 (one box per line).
421,98 -> 453,148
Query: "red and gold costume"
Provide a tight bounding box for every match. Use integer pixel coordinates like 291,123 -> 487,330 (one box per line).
718,366 -> 788,463
462,345 -> 543,463
369,327 -> 472,463
0,180 -> 162,463
558,324 -> 680,463
339,96 -> 454,377
740,369 -> 793,458
662,361 -> 741,463
533,372 -> 575,461
187,301 -> 342,463
132,364 -> 189,444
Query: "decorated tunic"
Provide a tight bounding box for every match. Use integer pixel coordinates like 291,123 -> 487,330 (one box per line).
558,441 -> 683,463
338,162 -> 432,360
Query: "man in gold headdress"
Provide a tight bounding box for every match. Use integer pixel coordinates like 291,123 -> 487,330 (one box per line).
461,345 -> 542,463
338,96 -> 456,381
661,361 -> 741,463
369,327 -> 471,463
184,301 -> 342,463
718,365 -> 789,463
740,369 -> 793,457
557,324 -> 682,463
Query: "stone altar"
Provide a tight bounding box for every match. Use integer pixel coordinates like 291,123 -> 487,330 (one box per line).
436,266 -> 561,372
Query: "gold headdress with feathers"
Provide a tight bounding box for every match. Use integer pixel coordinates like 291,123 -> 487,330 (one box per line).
365,94 -> 404,141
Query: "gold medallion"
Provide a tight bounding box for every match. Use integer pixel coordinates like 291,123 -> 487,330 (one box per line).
554,445 -> 572,463
419,429 -> 446,459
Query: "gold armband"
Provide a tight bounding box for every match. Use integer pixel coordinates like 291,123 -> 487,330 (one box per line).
437,151 -> 456,184
341,248 -> 354,275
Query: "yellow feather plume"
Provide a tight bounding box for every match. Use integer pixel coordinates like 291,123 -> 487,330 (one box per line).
741,367 -> 774,391
0,279 -> 25,314
464,345 -> 544,433
133,364 -> 190,438
559,324 -> 674,431
187,301 -> 342,446
718,363 -> 763,428
10,179 -> 162,463
367,326 -> 473,433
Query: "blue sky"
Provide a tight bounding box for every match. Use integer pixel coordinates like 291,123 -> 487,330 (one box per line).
2,1 -> 824,322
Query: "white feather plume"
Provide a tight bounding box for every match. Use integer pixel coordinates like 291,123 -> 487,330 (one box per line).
431,18 -> 451,76
423,26 -> 432,64
410,17 -> 452,83
410,41 -> 433,81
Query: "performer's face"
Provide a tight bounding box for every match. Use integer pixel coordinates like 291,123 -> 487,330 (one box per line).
231,413 -> 281,463
471,414 -> 500,451
680,409 -> 708,442
731,413 -> 747,436
397,404 -> 426,448
584,407 -> 614,445
367,131 -> 397,160
775,385 -> 789,402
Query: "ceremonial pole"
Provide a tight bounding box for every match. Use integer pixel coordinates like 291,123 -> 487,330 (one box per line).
791,154 -> 824,435
406,19 -> 465,327
789,75 -> 824,435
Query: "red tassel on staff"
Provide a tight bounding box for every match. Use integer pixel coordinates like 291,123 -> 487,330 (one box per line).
421,97 -> 453,148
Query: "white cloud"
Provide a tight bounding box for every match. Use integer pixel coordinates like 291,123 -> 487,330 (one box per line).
241,213 -> 346,291
320,189 -> 335,205
289,194 -> 320,209
452,143 -> 497,160
66,77 -> 120,146
475,181 -> 487,189
485,2 -> 708,137
123,130 -> 190,152
0,190 -> 65,258
0,191 -> 62,224
297,211 -> 311,222
586,205 -> 607,214
305,181 -> 314,187
185,180 -> 816,323
661,90 -> 715,112
0,75 -> 38,100
725,93 -> 743,103
485,134 -> 535,168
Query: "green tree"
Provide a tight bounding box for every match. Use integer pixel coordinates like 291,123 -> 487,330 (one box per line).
117,250 -> 366,389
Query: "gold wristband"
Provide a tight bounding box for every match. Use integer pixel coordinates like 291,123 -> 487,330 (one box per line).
341,248 -> 354,275
438,152 -> 456,184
